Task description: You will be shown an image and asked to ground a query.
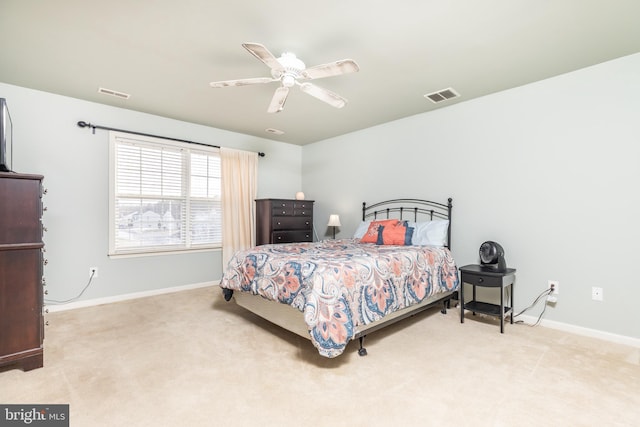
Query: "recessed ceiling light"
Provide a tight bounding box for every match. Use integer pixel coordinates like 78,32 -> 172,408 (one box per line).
424,87 -> 459,104
265,128 -> 284,135
98,87 -> 131,99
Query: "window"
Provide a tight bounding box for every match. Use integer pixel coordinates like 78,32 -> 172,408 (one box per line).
109,131 -> 221,256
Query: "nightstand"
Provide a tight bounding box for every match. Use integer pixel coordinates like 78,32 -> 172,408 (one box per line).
459,264 -> 516,333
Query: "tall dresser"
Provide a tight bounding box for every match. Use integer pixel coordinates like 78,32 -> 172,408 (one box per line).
0,172 -> 45,371
255,198 -> 314,245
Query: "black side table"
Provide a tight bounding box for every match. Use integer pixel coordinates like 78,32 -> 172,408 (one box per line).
459,264 -> 516,333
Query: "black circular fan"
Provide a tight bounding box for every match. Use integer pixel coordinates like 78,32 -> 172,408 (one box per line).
479,241 -> 507,272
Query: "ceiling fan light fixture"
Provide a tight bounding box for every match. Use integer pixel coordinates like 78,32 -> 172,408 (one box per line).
281,74 -> 296,87
278,52 -> 305,71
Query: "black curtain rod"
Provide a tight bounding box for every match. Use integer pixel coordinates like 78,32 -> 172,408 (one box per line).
76,121 -> 265,157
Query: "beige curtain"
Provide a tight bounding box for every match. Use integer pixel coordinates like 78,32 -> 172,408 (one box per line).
220,147 -> 258,269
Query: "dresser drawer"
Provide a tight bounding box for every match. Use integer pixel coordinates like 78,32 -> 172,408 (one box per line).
270,200 -> 313,217
272,206 -> 294,216
272,230 -> 313,243
293,208 -> 312,217
293,201 -> 312,210
272,216 -> 312,230
270,200 -> 293,214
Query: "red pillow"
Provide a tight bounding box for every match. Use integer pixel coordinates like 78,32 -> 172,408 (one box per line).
379,222 -> 410,245
360,219 -> 401,243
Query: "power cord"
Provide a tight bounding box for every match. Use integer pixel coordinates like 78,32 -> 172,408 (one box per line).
44,270 -> 96,305
514,286 -> 554,327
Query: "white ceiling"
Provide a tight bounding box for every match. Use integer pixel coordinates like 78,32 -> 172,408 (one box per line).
2,0 -> 639,145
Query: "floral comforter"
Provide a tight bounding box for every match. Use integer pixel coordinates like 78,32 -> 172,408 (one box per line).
220,239 -> 459,358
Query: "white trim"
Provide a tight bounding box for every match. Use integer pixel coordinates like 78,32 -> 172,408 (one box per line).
108,246 -> 221,259
46,283 -> 639,349
519,314 -> 640,348
45,281 -> 218,313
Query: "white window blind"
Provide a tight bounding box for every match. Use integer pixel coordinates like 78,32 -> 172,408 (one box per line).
109,131 -> 221,255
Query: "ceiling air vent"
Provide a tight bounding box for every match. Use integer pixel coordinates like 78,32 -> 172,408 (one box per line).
98,87 -> 131,99
424,87 -> 459,104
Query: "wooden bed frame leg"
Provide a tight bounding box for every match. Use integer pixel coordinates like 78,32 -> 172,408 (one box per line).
358,336 -> 368,356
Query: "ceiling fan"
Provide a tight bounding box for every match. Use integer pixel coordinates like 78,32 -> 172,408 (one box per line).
209,43 -> 359,113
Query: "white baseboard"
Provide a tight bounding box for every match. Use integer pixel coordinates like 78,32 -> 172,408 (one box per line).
519,314 -> 640,348
46,284 -> 639,349
45,281 -> 219,313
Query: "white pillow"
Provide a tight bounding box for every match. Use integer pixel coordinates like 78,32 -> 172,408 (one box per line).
409,220 -> 449,246
353,221 -> 371,239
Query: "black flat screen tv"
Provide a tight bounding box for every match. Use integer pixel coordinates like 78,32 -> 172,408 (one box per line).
0,97 -> 12,172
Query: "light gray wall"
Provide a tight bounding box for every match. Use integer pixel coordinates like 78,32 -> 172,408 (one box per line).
302,53 -> 640,340
0,82 -> 302,302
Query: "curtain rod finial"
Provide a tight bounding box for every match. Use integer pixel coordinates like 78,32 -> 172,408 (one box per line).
77,120 -> 97,134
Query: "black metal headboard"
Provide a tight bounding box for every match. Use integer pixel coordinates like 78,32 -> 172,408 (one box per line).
362,198 -> 453,249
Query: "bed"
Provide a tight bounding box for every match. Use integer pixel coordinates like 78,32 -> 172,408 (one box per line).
219,198 -> 459,358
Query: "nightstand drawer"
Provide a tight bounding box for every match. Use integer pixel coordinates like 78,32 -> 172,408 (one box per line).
461,273 -> 502,287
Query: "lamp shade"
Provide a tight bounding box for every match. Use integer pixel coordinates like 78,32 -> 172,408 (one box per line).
327,214 -> 341,227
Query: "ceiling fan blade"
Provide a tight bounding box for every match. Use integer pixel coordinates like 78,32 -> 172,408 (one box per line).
209,77 -> 275,88
242,42 -> 284,71
267,86 -> 289,113
301,59 -> 359,80
299,83 -> 347,109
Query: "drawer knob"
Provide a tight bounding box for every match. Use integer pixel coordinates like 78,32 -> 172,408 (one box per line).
478,277 -> 484,283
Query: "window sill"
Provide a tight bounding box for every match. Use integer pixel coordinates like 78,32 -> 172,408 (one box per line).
108,246 -> 221,259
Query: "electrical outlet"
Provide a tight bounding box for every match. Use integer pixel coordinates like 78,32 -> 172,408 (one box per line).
89,267 -> 98,278
546,280 -> 559,304
592,287 -> 603,301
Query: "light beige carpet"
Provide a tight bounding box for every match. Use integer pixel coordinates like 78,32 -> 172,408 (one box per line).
1,286 -> 638,426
